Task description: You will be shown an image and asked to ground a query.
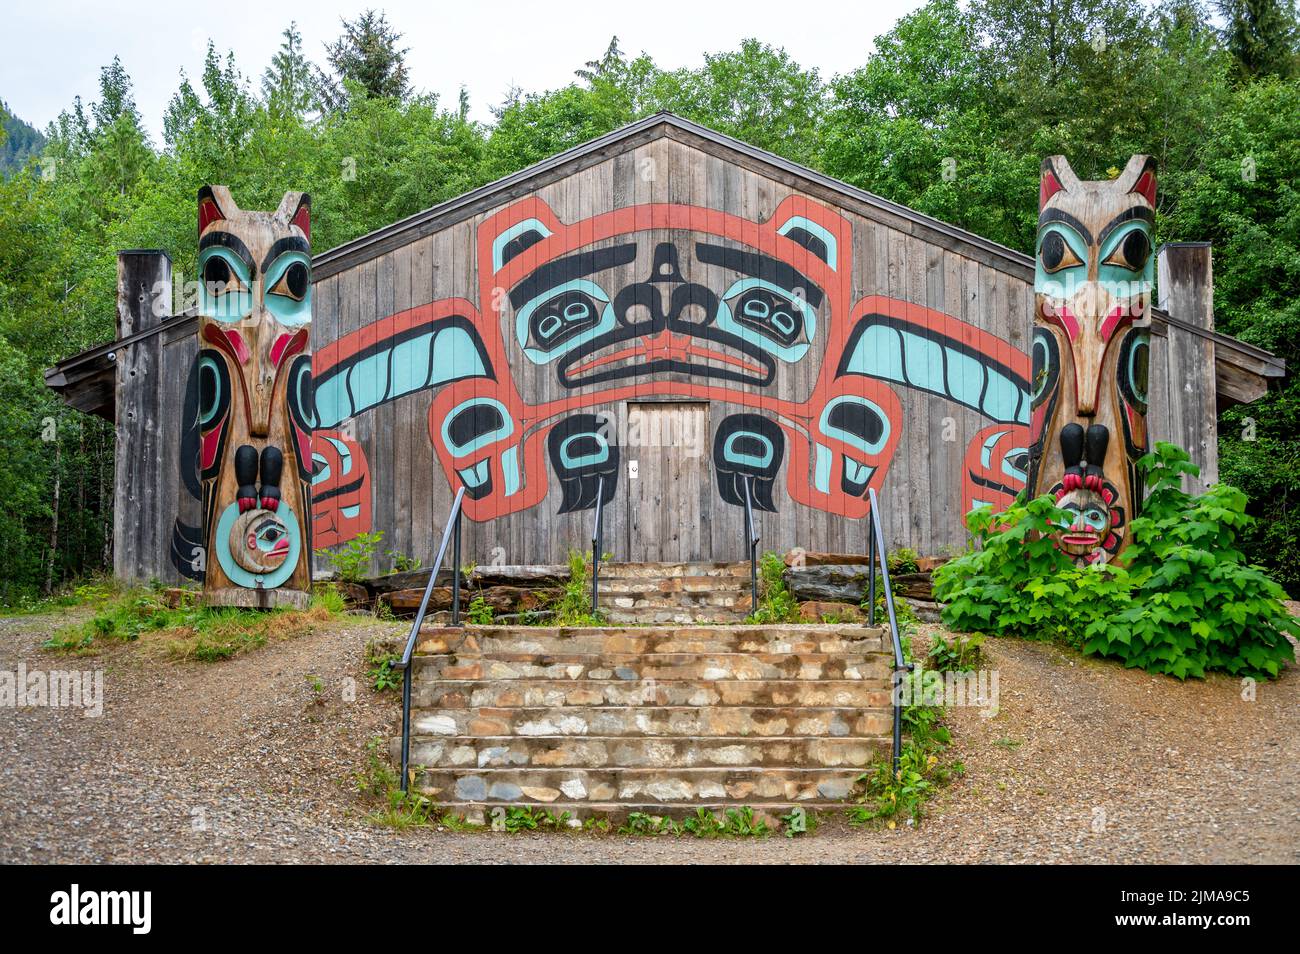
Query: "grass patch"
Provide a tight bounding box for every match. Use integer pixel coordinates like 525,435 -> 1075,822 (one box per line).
41,585 -> 343,662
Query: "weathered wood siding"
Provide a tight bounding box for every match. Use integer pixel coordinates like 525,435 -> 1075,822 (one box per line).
120,127 -> 1224,581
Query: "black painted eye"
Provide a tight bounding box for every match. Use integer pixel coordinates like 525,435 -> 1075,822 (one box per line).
1105,230 -> 1151,271
1038,230 -> 1086,273
732,287 -> 804,347
203,256 -> 243,293
529,290 -> 600,349
271,261 -> 310,300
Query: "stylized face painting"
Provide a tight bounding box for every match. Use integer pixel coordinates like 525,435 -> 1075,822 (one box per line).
196,185 -> 314,602
1028,155 -> 1156,563
311,195 -> 1033,535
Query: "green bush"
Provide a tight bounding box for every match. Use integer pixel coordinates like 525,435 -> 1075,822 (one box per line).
934,443 -> 1299,680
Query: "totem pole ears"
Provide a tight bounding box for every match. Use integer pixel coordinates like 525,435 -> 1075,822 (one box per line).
1116,155 -> 1157,207
197,185 -> 238,236
275,191 -> 312,241
1038,156 -> 1079,211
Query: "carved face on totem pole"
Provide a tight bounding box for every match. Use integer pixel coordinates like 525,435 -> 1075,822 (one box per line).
196,186 -> 314,606
1027,155 -> 1155,564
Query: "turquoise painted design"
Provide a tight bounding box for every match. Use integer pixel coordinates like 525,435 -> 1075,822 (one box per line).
263,251 -> 312,327
493,218 -> 553,272
1034,219 -> 1154,296
213,500 -> 302,590
501,445 -> 521,497
314,324 -> 489,428
458,459 -> 490,488
198,247 -> 254,322
515,279 -> 617,363
722,430 -> 775,469
441,397 -> 514,457
559,432 -> 610,469
814,443 -> 832,494
199,354 -> 224,424
843,323 -> 1029,424
715,278 -> 815,361
979,429 -> 1029,483
819,395 -> 891,456
777,215 -> 838,271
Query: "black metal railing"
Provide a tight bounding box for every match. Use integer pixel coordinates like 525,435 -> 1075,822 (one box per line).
591,474 -> 605,613
742,475 -> 760,614
866,486 -> 912,775
396,485 -> 466,794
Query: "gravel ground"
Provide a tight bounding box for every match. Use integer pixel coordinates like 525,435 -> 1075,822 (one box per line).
1,606 -> 1296,864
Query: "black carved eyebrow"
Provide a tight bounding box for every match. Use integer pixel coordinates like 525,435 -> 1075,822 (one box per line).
694,243 -> 825,309
199,231 -> 255,274
1097,206 -> 1155,249
262,236 -> 311,272
1037,209 -> 1094,247
508,244 -> 637,308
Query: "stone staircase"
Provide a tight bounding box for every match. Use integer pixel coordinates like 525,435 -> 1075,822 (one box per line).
399,622 -> 893,822
596,561 -> 754,624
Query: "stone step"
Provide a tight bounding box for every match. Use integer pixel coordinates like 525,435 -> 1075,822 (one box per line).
407,735 -> 888,769
601,606 -> 754,624
413,678 -> 890,709
603,592 -> 749,609
595,576 -> 752,595
598,562 -> 751,579
415,652 -> 889,682
410,705 -> 891,738
416,624 -> 889,657
411,767 -> 866,805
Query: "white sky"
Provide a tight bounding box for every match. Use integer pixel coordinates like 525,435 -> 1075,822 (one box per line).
1,0 -> 928,142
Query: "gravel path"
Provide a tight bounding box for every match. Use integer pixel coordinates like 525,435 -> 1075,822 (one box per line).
1,608 -> 1296,864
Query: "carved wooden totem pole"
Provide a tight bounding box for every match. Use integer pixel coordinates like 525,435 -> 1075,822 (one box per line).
196,186 -> 314,607
1027,155 -> 1156,564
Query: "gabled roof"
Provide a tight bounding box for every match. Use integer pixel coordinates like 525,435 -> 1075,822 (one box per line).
44,111 -> 1285,420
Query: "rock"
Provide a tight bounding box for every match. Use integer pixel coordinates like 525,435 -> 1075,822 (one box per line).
470,564 -> 570,587
783,550 -> 868,567
454,775 -> 487,801
369,567 -> 460,594
786,565 -> 874,602
798,600 -> 864,622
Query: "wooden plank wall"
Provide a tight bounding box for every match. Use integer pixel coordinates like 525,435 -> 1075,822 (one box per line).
119,139 -> 1228,581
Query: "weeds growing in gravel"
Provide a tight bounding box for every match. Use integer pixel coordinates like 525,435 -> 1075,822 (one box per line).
617,806 -> 798,838
41,586 -> 342,661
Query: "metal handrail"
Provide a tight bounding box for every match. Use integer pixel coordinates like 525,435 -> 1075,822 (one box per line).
591,474 -> 605,613
742,475 -> 760,614
866,487 -> 912,775
396,484 -> 466,794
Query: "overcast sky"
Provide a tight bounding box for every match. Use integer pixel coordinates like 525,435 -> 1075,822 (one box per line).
2,0 -> 927,141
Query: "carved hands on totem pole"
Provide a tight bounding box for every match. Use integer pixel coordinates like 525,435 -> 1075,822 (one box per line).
1028,154 -> 1156,564
196,185 -> 314,605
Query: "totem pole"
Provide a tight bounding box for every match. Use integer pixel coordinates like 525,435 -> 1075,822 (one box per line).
196,186 -> 314,607
1027,155 -> 1156,564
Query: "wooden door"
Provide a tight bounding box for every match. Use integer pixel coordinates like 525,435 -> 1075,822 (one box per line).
624,402 -> 711,562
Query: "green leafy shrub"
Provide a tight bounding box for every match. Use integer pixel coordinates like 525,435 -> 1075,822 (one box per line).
927,632 -> 983,672
934,443 -> 1299,679
319,531 -> 384,583
888,547 -> 921,574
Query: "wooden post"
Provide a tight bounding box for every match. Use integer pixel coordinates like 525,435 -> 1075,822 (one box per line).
1156,243 -> 1218,489
1027,155 -> 1158,565
113,250 -> 172,583
195,186 -> 314,609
